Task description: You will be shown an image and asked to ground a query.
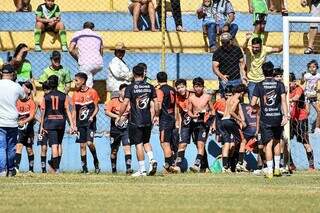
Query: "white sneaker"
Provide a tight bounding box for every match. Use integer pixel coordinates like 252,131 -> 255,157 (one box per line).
222,167 -> 232,173
148,159 -> 157,176
131,171 -> 147,177
253,169 -> 263,176
236,162 -> 248,172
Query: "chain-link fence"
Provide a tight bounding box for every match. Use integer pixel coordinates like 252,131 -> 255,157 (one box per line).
1,0 -> 318,172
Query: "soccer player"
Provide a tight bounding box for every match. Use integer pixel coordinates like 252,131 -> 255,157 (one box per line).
105,83 -> 133,174
220,84 -> 246,172
40,75 -> 74,173
37,81 -> 51,173
188,77 -> 211,173
34,0 -> 67,52
118,65 -> 159,176
155,72 -> 176,173
173,79 -> 192,173
72,73 -> 100,174
15,82 -> 36,173
251,61 -> 289,179
289,72 -> 315,171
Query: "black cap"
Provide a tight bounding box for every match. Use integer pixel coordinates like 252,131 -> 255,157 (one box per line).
1,64 -> 15,74
50,51 -> 61,60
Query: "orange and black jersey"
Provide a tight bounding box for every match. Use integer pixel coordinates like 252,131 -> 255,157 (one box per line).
72,88 -> 100,128
156,84 -> 175,124
16,98 -> 36,129
176,91 -> 192,127
42,90 -> 68,130
124,80 -> 156,127
106,97 -> 130,132
212,98 -> 226,120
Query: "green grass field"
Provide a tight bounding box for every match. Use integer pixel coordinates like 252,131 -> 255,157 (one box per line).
1,171 -> 320,213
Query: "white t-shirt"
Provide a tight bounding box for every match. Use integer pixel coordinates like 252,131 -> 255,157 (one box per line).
0,79 -> 26,128
304,72 -> 320,97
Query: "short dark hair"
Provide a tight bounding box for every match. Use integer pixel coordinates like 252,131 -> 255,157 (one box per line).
251,37 -> 262,45
262,61 -> 274,77
193,77 -> 204,86
224,85 -> 233,94
119,83 -> 128,91
289,72 -> 296,82
42,81 -> 50,91
273,68 -> 284,76
156,72 -> 167,83
307,59 -> 319,69
23,81 -> 33,91
133,65 -> 144,76
137,63 -> 147,71
75,72 -> 88,83
175,79 -> 187,87
48,75 -> 59,90
83,21 -> 95,30
233,84 -> 247,94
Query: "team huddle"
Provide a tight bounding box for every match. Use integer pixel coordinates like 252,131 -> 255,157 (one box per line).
15,60 -> 311,178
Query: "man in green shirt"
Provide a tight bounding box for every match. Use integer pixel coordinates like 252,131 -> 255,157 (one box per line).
247,0 -> 268,42
34,0 -> 67,52
38,51 -> 71,94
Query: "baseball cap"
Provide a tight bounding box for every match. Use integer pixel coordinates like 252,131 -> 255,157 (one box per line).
1,64 -> 15,74
50,51 -> 61,60
220,32 -> 232,42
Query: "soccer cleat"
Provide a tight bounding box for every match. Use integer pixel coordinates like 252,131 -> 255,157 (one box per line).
265,172 -> 273,179
95,168 -> 101,174
252,169 -> 263,176
42,169 -> 47,174
132,171 -> 147,177
236,162 -> 248,172
61,45 -> 68,52
172,166 -> 181,173
48,160 -> 56,174
280,167 -> 289,175
148,159 -> 157,176
81,166 -> 89,174
222,167 -> 232,174
308,165 -> 316,172
274,169 -> 282,177
190,165 -> 201,173
34,44 -> 42,52
126,169 -> 133,175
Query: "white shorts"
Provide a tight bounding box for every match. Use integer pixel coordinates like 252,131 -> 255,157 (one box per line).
79,64 -> 103,88
310,4 -> 320,28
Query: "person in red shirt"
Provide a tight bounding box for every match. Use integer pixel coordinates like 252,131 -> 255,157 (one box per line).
72,73 -> 100,174
289,72 -> 315,171
15,82 -> 36,173
105,83 -> 133,174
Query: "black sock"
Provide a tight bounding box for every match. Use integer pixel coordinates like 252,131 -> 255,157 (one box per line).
222,157 -> 229,169
194,154 -> 203,167
41,156 -> 46,172
165,155 -> 174,167
175,150 -> 185,167
259,148 -> 266,163
239,152 -> 245,165
307,151 -> 314,167
15,153 -> 22,169
280,153 -> 284,168
81,155 -> 87,170
57,156 -> 61,169
200,150 -> 209,170
52,157 -> 59,170
111,157 -> 117,173
28,155 -> 34,172
89,146 -> 99,167
257,165 -> 263,170
125,154 -> 132,170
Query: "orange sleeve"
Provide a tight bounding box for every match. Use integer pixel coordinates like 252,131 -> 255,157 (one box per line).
297,87 -> 304,97
92,89 -> 100,104
29,100 -> 36,116
156,89 -> 164,104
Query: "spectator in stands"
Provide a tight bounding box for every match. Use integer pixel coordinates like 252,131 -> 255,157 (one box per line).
243,35 -> 282,100
301,0 -> 320,54
269,0 -> 288,14
14,0 -> 31,12
107,42 -> 132,93
247,0 -> 268,42
157,0 -> 185,31
0,64 -> 28,177
129,0 -> 157,32
38,51 -> 72,94
69,21 -> 104,88
34,0 -> 67,52
197,0 -> 238,52
212,32 -> 246,95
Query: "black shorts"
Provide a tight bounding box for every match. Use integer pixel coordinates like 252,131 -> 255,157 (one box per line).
179,126 -> 192,144
47,129 -> 65,146
128,125 -> 152,145
76,126 -> 95,143
290,119 -> 309,143
159,126 -> 174,143
221,119 -> 241,144
110,131 -> 130,149
307,96 -> 317,103
253,13 -> 267,25
191,122 -> 209,143
260,123 -> 283,144
37,126 -> 48,146
17,130 -> 34,147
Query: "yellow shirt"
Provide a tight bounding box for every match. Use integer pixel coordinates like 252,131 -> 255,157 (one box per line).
246,46 -> 273,83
